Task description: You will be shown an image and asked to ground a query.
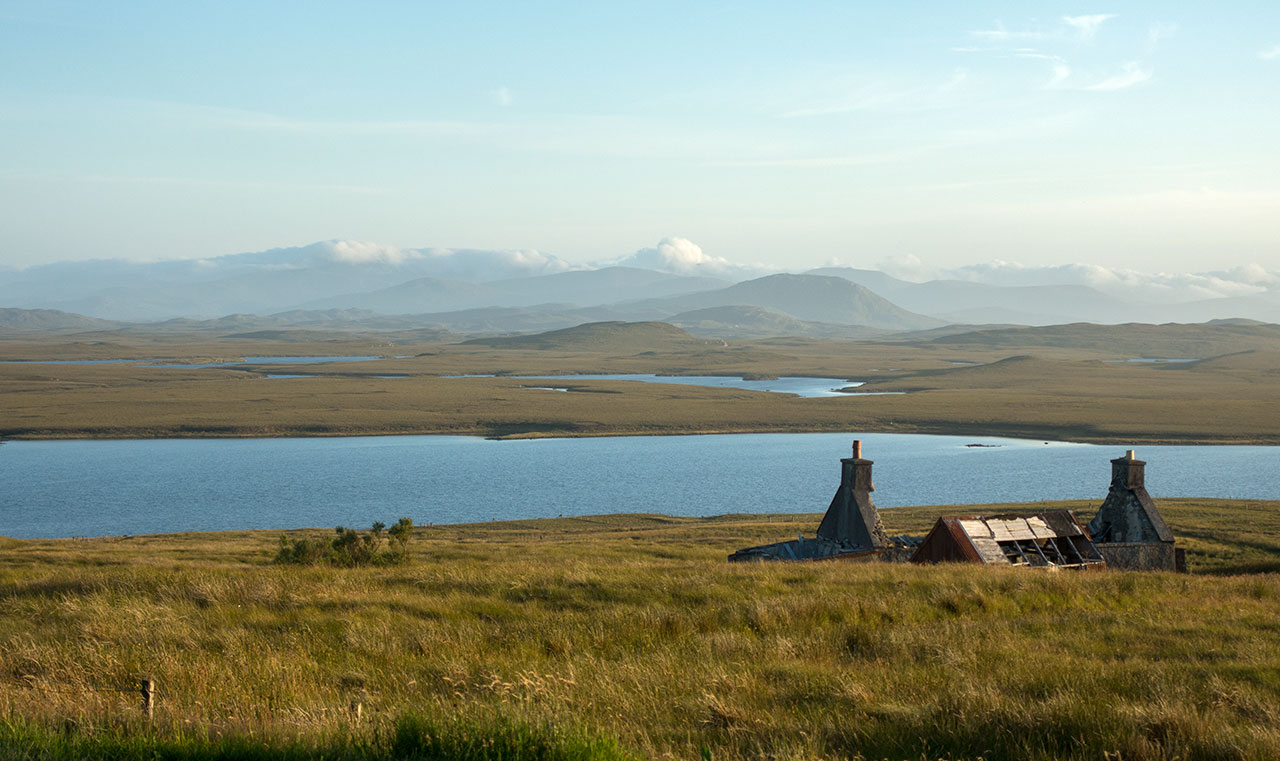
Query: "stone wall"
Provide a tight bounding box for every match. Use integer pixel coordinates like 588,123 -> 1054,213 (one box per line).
1096,542 -> 1177,571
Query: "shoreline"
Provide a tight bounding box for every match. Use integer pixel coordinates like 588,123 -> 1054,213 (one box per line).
3,423 -> 1276,446
5,498 -> 1275,543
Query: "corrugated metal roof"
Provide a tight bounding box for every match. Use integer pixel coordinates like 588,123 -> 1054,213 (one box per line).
911,511 -> 1105,569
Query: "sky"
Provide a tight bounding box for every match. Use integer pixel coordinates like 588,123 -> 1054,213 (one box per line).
1,1 -> 1279,274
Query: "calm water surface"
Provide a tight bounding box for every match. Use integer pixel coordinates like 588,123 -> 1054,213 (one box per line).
1,356 -> 387,367
1,434 -> 1275,538
519,374 -> 860,397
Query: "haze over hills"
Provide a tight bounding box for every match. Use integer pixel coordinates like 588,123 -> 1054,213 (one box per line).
923,319 -> 1280,358
297,267 -> 730,315
807,268 -> 1156,325
460,321 -> 715,352
621,274 -> 944,332
2,239 -> 1279,332
665,306 -> 893,340
0,308 -> 121,334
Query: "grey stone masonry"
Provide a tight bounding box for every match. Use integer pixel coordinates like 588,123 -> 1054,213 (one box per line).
1087,450 -> 1175,544
1096,542 -> 1177,571
817,440 -> 889,549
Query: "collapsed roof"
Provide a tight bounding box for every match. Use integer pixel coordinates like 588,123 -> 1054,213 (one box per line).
910,511 -> 1106,570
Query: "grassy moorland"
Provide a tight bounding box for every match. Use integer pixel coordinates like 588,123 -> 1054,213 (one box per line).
3,499 -> 1280,760
2,323 -> 1279,443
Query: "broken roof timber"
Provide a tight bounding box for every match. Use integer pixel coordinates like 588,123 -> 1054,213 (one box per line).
910,511 -> 1105,570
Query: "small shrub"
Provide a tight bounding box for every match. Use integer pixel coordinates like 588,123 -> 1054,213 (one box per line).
275,518 -> 414,567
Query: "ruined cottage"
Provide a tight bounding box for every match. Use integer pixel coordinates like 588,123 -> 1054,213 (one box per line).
730,441 -> 1184,572
910,512 -> 1105,569
728,440 -> 887,562
1087,450 -> 1184,571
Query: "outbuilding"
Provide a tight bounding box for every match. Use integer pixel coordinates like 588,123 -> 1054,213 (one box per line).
910,511 -> 1106,570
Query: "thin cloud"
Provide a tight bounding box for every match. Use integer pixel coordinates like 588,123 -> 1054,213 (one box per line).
1045,63 -> 1073,89
1014,50 -> 1061,61
1084,61 -> 1152,91
970,21 -> 1044,41
1260,46 -> 1280,61
1147,21 -> 1177,47
1063,14 -> 1118,41
492,86 -> 513,107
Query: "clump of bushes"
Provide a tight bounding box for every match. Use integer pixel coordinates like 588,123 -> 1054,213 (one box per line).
275,518 -> 414,567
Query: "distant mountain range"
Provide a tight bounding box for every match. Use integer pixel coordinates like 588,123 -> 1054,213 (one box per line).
296,267 -> 729,315
2,240 -> 1279,334
461,321 -> 715,351
0,307 -> 120,333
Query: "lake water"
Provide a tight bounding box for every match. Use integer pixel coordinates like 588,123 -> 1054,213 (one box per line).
143,356 -> 385,368
4,361 -> 856,397
1,434 -> 1274,539
1,356 -> 387,367
517,374 -> 859,397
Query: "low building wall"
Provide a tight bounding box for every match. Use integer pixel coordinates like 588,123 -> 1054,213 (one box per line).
1096,542 -> 1177,571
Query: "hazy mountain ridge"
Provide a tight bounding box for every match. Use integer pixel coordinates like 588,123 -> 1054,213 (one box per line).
460,321 -> 714,351
3,239 -> 1278,329
626,274 -> 944,331
923,321 -> 1280,358
665,305 -> 893,340
295,267 -> 731,315
0,308 -> 121,333
807,269 -> 1146,325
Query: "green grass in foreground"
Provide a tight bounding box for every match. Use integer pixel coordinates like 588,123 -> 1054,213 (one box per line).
0,713 -> 637,761
2,501 -> 1280,760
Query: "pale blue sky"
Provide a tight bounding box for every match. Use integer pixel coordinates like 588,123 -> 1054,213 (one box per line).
2,1 -> 1278,273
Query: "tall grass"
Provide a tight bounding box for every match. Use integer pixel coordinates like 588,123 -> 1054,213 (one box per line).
3,504 -> 1280,759
0,713 -> 636,761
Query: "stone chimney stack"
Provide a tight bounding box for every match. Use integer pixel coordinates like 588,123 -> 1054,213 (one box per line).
1088,449 -> 1173,545
818,439 -> 887,548
840,439 -> 875,493
1112,450 -> 1145,489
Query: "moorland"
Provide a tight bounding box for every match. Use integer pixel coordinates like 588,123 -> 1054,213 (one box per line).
3,499 -> 1280,760
2,318 -> 1279,443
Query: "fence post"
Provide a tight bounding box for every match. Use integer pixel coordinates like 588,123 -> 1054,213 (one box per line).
140,677 -> 155,718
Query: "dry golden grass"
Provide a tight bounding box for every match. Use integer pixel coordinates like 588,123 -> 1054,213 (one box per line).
2,501 -> 1279,759
2,346 -> 1277,443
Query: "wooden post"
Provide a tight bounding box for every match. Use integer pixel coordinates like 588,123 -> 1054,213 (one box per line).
140,677 -> 155,718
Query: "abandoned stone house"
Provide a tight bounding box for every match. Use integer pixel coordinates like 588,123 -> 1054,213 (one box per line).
1087,450 -> 1185,571
729,441 -> 1182,572
728,440 -> 887,563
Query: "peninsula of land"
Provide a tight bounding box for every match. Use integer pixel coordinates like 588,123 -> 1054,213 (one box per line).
3,318 -> 1278,444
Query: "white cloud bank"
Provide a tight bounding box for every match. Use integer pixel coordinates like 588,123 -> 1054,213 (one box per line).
1261,46 -> 1280,61
319,240 -> 418,266
308,240 -> 577,281
610,237 -> 770,279
876,257 -> 1280,303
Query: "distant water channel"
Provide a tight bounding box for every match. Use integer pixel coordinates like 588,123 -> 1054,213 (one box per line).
1,434 -> 1275,539
0,356 -> 387,367
514,374 -> 861,397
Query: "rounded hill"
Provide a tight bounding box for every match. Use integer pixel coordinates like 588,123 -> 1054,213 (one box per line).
459,321 -> 714,351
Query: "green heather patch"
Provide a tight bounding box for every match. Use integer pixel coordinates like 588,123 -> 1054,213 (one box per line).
2,502 -> 1279,759
0,714 -> 637,761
